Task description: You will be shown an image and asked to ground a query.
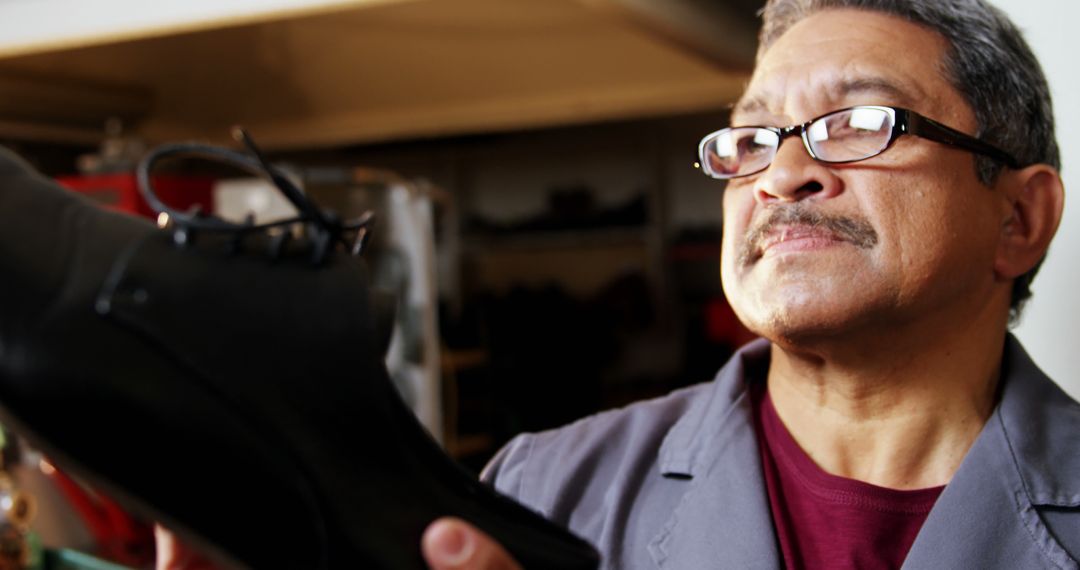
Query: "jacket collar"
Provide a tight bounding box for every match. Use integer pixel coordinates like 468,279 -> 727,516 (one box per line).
657,338 -> 770,478
649,339 -> 781,569
904,335 -> 1080,568
657,335 -> 1080,503
995,334 -> 1080,507
650,334 -> 1080,569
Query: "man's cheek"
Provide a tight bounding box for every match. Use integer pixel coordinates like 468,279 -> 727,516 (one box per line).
721,195 -> 754,259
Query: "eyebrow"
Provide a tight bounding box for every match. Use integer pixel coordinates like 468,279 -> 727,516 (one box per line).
731,96 -> 768,120
834,76 -> 917,106
732,76 -> 920,124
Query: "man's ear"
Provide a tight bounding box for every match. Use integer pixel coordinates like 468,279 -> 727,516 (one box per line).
994,164 -> 1065,280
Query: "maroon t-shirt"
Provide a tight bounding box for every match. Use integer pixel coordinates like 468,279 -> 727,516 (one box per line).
754,387 -> 945,570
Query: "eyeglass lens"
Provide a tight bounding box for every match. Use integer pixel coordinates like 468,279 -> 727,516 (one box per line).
811,107 -> 894,162
700,107 -> 897,179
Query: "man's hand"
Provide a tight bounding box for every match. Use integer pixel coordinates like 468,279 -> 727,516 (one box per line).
154,525 -> 220,570
422,517 -> 523,570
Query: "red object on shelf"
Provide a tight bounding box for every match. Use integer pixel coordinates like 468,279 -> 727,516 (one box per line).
705,297 -> 758,348
55,173 -> 215,220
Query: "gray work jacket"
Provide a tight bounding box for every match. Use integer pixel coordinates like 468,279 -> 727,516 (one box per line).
482,336 -> 1080,569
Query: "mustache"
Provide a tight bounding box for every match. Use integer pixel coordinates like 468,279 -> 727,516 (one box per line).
737,204 -> 879,265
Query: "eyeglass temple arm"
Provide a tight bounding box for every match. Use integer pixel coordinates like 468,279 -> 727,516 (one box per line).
902,111 -> 1022,169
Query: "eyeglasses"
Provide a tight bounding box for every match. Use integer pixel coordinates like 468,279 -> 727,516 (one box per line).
696,105 -> 1022,180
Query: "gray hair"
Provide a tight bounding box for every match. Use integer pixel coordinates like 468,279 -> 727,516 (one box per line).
757,0 -> 1060,322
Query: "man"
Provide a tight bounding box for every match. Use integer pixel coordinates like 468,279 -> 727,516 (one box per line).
416,0 -> 1075,568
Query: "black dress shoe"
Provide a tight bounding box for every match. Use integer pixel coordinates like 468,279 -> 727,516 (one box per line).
0,143 -> 599,569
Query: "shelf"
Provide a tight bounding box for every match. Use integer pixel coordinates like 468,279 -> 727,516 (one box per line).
441,348 -> 489,373
464,227 -> 650,252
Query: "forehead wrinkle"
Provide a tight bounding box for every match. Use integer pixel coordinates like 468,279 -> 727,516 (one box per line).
830,75 -> 923,109
732,72 -> 927,127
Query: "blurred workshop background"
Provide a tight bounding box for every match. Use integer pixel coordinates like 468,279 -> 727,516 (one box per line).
0,0 -> 1074,566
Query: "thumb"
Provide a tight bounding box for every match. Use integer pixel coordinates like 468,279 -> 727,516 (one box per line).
154,525 -> 221,570
422,517 -> 523,570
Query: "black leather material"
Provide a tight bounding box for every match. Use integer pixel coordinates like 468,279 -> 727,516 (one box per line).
0,146 -> 599,569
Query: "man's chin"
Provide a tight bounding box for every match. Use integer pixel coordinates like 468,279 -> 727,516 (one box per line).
733,300 -> 872,348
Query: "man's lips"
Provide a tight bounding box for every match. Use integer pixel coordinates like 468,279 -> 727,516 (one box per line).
736,204 -> 879,267
758,225 -> 847,256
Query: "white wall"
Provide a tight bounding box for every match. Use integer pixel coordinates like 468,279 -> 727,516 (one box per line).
995,0 -> 1080,399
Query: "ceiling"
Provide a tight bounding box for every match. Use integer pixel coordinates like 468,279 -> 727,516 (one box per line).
0,0 -> 761,150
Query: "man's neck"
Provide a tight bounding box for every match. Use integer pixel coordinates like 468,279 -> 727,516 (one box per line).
764,310 -> 1007,490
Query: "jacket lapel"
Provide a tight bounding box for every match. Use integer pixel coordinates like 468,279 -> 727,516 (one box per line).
648,340 -> 782,570
901,411 -> 1064,569
903,336 -> 1079,569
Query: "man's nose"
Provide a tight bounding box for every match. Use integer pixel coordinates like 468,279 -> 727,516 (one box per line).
753,137 -> 843,204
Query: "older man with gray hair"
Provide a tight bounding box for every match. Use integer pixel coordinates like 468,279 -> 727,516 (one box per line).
417,0 -> 1076,568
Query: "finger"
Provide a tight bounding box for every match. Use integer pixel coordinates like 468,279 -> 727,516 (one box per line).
421,517 -> 524,570
154,525 -> 221,570
155,525 -> 178,570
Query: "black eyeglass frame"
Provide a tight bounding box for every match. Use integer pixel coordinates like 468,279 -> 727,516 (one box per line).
696,105 -> 1022,180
